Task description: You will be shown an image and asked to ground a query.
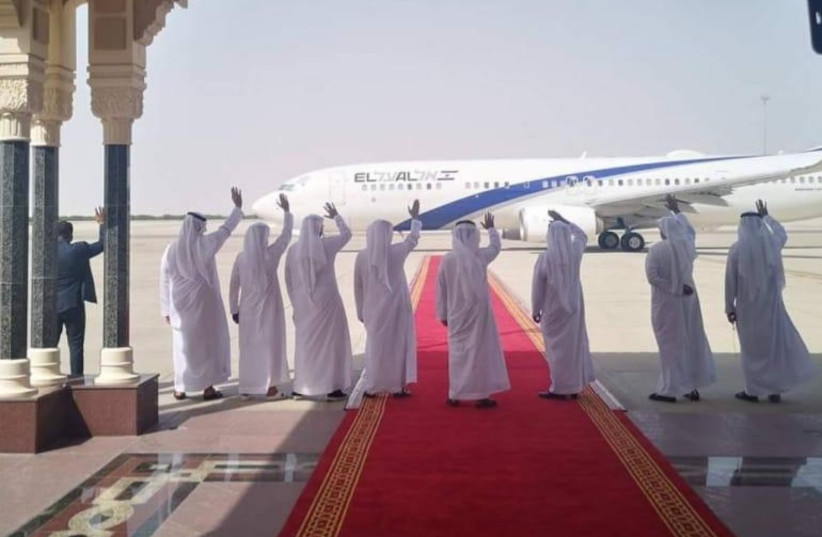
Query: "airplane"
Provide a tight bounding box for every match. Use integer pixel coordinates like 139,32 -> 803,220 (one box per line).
252,149 -> 822,251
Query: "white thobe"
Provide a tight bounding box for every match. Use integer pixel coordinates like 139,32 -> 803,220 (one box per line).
284,215 -> 353,396
436,228 -> 510,400
531,223 -> 595,395
354,220 -> 422,394
160,208 -> 243,392
725,216 -> 815,396
646,214 -> 715,397
229,213 -> 294,395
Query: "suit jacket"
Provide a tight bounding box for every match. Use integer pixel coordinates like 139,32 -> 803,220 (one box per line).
56,226 -> 105,313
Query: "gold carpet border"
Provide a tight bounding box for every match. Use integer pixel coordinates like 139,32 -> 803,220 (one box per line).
489,272 -> 721,537
294,257 -> 431,537
295,395 -> 387,537
409,256 -> 431,310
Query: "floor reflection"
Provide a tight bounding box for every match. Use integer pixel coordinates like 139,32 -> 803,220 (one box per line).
9,452 -> 319,537
671,456 -> 822,492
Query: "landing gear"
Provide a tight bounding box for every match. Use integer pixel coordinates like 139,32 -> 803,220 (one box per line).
597,231 -> 620,250
620,231 -> 645,252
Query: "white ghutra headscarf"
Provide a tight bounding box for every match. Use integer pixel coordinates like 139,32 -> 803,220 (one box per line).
451,222 -> 488,302
658,215 -> 696,295
736,213 -> 785,300
241,223 -> 274,296
541,221 -> 583,312
169,212 -> 214,287
366,220 -> 393,291
295,215 -> 328,300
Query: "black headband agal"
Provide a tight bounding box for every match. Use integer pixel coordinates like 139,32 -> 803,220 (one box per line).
740,212 -> 762,218
455,220 -> 476,227
187,212 -> 207,222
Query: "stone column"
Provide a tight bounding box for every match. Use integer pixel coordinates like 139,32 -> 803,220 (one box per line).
0,56 -> 44,397
89,85 -> 142,385
84,0 -> 185,384
29,66 -> 73,387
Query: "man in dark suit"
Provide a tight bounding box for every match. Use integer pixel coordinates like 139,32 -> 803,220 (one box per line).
55,208 -> 105,376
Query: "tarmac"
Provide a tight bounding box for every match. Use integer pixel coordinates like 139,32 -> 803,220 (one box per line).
1,216 -> 821,536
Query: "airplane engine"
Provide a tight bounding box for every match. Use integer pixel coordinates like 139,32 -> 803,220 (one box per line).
518,206 -> 601,243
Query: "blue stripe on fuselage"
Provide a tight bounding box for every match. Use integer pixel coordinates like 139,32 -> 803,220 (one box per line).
393,156 -> 741,230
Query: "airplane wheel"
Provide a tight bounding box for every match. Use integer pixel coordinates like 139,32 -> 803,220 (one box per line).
620,232 -> 645,252
598,231 -> 620,250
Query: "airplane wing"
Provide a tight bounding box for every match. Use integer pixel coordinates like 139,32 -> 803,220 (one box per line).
589,155 -> 822,221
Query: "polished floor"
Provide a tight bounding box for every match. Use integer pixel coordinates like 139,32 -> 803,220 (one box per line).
9,453 -> 319,537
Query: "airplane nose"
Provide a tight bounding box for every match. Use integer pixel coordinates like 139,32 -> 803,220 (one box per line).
251,196 -> 267,217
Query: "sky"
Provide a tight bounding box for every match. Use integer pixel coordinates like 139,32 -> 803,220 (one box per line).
57,0 -> 822,216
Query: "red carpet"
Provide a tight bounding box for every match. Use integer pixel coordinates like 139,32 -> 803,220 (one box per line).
279,256 -> 735,537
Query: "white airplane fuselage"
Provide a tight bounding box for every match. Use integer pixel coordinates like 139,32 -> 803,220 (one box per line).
253,152 -> 822,245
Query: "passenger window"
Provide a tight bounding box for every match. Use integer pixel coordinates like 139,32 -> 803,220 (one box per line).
674,178 -> 680,185
379,184 -> 385,191
694,178 -> 700,184
609,179 -> 614,186
362,185 -> 367,191
436,183 -> 442,190
504,181 -> 510,188
484,182 -> 490,189
655,178 -> 661,186
542,181 -> 549,189
494,181 -> 500,188
800,176 -> 806,184
427,183 -> 432,190
618,180 -> 623,187
473,181 -> 480,189
664,179 -> 670,186
627,179 -> 633,186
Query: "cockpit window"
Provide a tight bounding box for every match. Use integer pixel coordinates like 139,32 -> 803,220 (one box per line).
278,175 -> 311,192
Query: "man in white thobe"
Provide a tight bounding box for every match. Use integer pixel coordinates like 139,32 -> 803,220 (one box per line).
354,201 -> 422,398
645,195 -> 715,403
285,202 -> 353,401
160,187 -> 244,400
531,210 -> 595,400
726,200 -> 816,403
436,213 -> 510,408
229,193 -> 293,400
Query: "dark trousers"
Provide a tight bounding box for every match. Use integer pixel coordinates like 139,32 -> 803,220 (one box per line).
57,305 -> 86,376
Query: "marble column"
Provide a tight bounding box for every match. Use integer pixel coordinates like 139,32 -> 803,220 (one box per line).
0,138 -> 37,396
89,104 -> 140,384
30,144 -> 59,349
103,144 -> 130,349
0,140 -> 31,358
0,8 -> 46,397
29,116 -> 68,387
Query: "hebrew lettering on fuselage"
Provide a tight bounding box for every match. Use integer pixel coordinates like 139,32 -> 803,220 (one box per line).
353,170 -> 459,183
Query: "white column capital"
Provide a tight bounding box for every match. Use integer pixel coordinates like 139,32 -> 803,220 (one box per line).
31,65 -> 75,146
89,68 -> 145,145
0,59 -> 46,141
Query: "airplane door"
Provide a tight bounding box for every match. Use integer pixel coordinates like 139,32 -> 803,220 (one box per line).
329,171 -> 346,205
565,175 -> 582,198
